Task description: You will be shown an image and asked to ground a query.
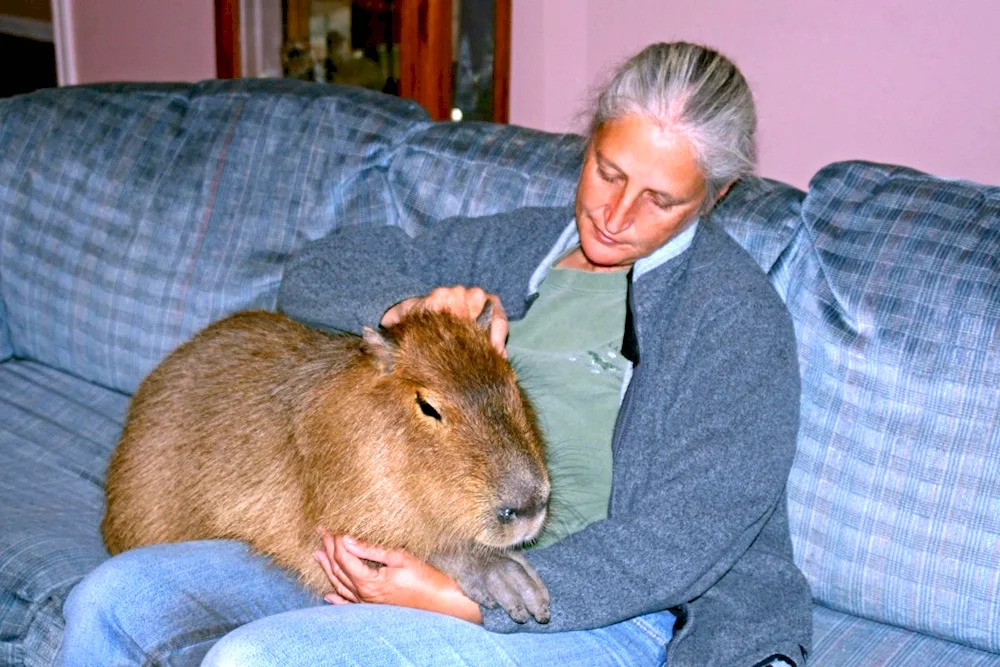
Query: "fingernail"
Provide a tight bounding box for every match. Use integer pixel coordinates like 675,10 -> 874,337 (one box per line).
343,535 -> 356,546
324,594 -> 337,604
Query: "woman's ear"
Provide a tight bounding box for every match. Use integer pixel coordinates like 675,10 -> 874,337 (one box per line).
715,180 -> 735,204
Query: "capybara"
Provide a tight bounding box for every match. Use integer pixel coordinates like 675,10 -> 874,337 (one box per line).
102,307 -> 552,622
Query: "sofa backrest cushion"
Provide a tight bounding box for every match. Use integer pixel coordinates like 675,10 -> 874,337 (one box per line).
0,80 -> 430,394
782,161 -> 1000,651
387,122 -> 584,233
710,176 -> 805,277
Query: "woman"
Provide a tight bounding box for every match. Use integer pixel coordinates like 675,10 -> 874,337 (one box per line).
59,42 -> 811,666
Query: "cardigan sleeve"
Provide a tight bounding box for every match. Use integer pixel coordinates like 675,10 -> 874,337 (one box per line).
277,206 -> 571,334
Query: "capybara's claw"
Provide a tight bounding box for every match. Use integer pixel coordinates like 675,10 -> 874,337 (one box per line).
430,549 -> 550,625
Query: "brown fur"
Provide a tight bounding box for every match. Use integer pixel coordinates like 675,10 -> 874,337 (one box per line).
102,309 -> 549,595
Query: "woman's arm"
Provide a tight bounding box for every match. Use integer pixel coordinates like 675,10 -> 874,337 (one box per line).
276,207 -> 571,334
314,530 -> 483,625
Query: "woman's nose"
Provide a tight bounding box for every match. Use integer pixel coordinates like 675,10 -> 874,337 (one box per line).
604,191 -> 635,233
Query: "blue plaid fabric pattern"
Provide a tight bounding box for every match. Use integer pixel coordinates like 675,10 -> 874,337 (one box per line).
812,604 -> 1000,666
0,79 -> 430,395
711,175 -> 805,274
780,161 -> 1000,652
387,121 -> 584,234
0,360 -> 129,667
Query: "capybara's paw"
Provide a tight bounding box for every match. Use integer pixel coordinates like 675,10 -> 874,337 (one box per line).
429,549 -> 550,624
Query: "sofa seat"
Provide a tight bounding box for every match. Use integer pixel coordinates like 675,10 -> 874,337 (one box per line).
812,604 -> 1000,666
0,361 -> 127,667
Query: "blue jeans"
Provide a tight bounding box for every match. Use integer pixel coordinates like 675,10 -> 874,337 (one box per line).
58,539 -> 674,666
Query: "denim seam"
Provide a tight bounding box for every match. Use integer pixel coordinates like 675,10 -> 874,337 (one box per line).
631,615 -> 671,646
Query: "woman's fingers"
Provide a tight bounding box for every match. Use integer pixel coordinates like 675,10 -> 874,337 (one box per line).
315,547 -> 357,603
333,535 -> 386,582
381,287 -> 509,356
380,297 -> 419,328
315,527 -> 360,603
487,298 -> 509,357
340,535 -> 414,569
424,286 -> 489,321
314,550 -> 351,604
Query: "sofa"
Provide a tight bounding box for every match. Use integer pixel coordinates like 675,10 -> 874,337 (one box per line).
0,79 -> 997,667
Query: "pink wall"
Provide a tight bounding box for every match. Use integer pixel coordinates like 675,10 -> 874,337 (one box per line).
511,0 -> 1000,188
55,0 -> 216,86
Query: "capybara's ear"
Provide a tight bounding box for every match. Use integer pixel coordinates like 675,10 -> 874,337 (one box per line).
475,299 -> 494,331
361,326 -> 397,373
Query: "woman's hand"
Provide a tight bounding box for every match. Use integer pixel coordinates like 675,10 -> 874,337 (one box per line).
381,286 -> 509,357
314,527 -> 483,625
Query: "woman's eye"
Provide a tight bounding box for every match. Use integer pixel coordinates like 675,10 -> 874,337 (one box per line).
598,169 -> 621,184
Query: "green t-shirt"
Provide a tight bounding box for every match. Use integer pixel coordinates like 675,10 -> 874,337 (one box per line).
506,264 -> 629,548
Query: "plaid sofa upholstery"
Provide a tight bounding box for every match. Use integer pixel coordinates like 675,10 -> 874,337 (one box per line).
387,121 -> 586,234
0,361 -> 129,666
0,79 -> 430,396
1,80 -> 998,666
781,162 -> 1000,653
811,605 -> 1000,666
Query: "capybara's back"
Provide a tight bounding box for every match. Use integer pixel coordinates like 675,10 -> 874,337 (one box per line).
102,309 -> 549,594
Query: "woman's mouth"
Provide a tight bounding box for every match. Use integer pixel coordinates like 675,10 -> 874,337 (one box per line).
592,226 -> 617,246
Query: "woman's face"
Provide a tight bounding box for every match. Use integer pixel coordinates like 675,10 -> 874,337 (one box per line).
573,114 -> 711,271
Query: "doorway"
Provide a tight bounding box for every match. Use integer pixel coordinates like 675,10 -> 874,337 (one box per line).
216,0 -> 510,122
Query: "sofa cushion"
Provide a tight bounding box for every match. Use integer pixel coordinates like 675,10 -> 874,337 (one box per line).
783,161 -> 1000,651
0,360 -> 129,667
712,176 -> 805,275
388,122 -> 584,234
811,604 -> 1000,666
0,80 -> 430,394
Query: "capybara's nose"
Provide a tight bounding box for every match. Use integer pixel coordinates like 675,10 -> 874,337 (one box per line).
496,496 -> 548,525
496,507 -> 517,524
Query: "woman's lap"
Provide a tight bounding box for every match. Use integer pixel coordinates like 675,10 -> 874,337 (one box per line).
58,539 -> 673,667
203,604 -> 674,667
58,539 -> 320,666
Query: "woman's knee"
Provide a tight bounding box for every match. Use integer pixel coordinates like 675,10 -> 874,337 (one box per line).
59,551 -> 164,665
63,550 -> 147,631
201,632 -> 265,667
61,542 -> 237,658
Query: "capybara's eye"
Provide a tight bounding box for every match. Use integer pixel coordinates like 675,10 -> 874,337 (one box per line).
415,393 -> 442,421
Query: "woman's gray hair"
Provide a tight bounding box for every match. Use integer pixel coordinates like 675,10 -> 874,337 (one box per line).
586,42 -> 757,211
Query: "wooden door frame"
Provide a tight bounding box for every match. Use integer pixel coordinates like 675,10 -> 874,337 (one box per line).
215,0 -> 241,78
396,0 -> 451,120
214,0 -> 511,123
492,0 -> 510,123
